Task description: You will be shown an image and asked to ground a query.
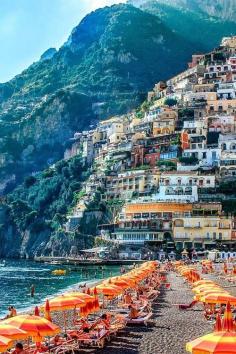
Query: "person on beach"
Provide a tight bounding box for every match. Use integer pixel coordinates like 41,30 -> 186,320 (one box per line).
124,292 -> 132,305
12,343 -> 25,354
10,306 -> 17,317
3,306 -> 16,319
30,284 -> 35,297
128,304 -> 140,319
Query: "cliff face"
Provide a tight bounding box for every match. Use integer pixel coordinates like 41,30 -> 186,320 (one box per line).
0,154 -> 106,259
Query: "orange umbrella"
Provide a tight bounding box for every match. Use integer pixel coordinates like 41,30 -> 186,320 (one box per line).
203,294 -> 236,305
186,332 -> 236,353
66,292 -> 94,303
104,278 -> 130,289
44,299 -> 52,322
214,313 -> 222,332
47,295 -> 86,312
3,315 -> 60,341
95,284 -> 123,296
0,324 -> 28,340
222,302 -> 235,332
0,335 -> 13,352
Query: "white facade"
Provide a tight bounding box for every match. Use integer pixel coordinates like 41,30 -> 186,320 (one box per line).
182,147 -> 221,167
154,173 -> 215,202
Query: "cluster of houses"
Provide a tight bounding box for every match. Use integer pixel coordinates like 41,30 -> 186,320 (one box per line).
64,36 -> 236,260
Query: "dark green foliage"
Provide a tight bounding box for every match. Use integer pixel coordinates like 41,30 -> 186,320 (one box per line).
164,98 -> 178,107
24,176 -> 37,188
6,156 -> 88,233
218,181 -> 236,195
222,200 -> 236,215
179,156 -> 198,165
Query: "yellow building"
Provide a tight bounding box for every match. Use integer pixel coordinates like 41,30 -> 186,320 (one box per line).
173,215 -> 233,250
152,109 -> 177,136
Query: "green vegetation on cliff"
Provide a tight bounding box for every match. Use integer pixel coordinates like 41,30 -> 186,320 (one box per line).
3,3 -> 236,191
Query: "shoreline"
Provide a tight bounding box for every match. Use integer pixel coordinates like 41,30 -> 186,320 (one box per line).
0,259 -> 123,318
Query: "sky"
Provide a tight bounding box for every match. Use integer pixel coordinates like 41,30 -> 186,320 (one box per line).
0,0 -> 126,83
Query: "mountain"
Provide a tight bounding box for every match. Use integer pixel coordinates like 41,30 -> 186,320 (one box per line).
1,3 -> 236,193
0,4 -> 197,192
129,0 -> 236,22
128,1 -> 236,51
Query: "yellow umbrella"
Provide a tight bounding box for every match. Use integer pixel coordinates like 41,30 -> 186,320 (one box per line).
186,332 -> 236,353
203,294 -> 236,305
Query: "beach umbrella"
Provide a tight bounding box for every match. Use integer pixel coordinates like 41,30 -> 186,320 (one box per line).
0,335 -> 13,352
47,295 -> 86,312
103,277 -> 130,289
186,332 -> 236,353
214,313 -> 222,332
66,292 -> 94,302
222,302 -> 235,332
203,294 -> 236,305
193,280 -> 215,287
95,284 -> 123,296
34,306 -> 40,317
44,299 -> 52,322
0,324 -> 28,340
66,292 -> 99,315
2,315 -> 60,341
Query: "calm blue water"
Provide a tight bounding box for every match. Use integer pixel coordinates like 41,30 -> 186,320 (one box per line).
0,260 -> 120,317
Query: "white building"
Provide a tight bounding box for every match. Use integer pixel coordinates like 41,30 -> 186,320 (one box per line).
154,172 -> 216,202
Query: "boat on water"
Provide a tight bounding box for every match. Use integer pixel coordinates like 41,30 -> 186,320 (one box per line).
52,269 -> 67,276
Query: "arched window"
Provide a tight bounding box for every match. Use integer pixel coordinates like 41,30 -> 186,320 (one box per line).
222,143 -> 227,151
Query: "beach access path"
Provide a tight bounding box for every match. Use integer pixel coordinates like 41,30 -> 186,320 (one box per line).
81,272 -> 212,354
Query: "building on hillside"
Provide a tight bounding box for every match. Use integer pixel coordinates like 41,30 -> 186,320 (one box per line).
154,171 -> 216,202
173,215 -> 233,251
208,114 -> 236,133
102,169 -> 160,200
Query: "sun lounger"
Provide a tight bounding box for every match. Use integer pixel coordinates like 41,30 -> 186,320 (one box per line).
126,312 -> 153,326
176,300 -> 198,310
73,328 -> 109,349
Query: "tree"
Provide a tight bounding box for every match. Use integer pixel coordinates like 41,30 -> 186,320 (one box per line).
24,176 -> 36,188
164,98 -> 177,107
106,199 -> 125,222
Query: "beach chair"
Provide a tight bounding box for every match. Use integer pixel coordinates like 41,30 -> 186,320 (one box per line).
72,328 -> 109,349
109,314 -> 127,336
126,312 -> 153,327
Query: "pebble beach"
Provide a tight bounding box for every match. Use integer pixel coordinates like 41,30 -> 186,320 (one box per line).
53,271 -> 214,354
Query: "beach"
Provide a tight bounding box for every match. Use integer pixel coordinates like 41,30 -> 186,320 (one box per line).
51,271 -> 213,354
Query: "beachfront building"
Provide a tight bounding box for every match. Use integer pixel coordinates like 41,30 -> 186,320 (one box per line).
173,215 -> 233,251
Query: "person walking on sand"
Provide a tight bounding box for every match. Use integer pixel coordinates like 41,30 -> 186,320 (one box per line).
30,284 -> 35,297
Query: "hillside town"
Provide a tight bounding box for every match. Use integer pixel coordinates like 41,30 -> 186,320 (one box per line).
64,36 -> 236,261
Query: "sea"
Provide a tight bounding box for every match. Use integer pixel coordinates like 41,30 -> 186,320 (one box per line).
0,259 -> 121,318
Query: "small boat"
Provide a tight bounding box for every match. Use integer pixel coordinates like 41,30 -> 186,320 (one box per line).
51,269 -> 66,276
0,260 -> 6,267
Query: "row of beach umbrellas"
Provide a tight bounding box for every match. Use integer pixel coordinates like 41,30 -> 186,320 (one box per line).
0,261 -> 158,352
175,263 -> 236,353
